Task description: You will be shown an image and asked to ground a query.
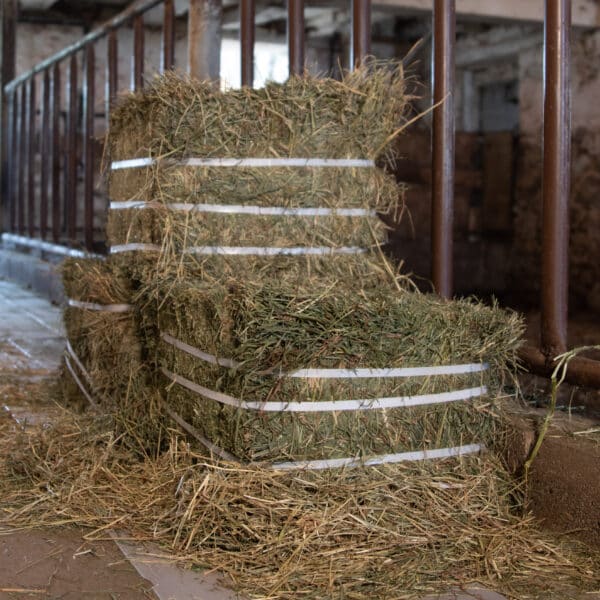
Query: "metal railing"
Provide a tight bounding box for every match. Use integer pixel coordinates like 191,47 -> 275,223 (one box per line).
3,0 -> 175,252
1,0 -> 599,388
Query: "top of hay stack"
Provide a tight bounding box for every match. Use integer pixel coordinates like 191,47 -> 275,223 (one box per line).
108,61 -> 413,165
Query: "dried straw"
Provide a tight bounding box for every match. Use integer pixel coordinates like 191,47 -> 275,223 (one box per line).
1,406 -> 598,600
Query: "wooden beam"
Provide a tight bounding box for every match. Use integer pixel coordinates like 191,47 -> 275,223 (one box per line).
188,0 -> 222,82
373,0 -> 599,28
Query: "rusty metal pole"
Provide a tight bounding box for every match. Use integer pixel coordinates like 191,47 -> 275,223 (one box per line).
40,69 -> 50,240
50,63 -> 61,243
26,77 -> 36,239
431,0 -> 455,299
132,14 -> 145,91
351,0 -> 371,69
106,30 -> 118,126
288,0 -> 304,76
188,0 -> 222,82
83,45 -> 95,251
162,0 -> 175,72
541,0 -> 571,359
240,0 -> 255,87
1,0 -> 17,231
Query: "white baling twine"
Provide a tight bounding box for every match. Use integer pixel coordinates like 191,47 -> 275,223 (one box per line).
110,157 -> 376,170
109,200 -> 376,217
163,405 -> 483,470
160,366 -> 487,413
63,342 -> 484,470
64,341 -> 100,410
68,298 -> 132,313
109,244 -> 367,256
161,332 -> 490,378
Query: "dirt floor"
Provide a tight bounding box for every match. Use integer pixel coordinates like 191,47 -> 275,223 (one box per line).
0,528 -> 156,599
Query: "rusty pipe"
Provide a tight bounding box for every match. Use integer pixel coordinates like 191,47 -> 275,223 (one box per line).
541,0 -> 571,358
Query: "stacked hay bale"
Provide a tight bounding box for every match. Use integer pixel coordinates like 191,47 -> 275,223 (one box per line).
101,63 -> 523,467
60,257 -> 164,447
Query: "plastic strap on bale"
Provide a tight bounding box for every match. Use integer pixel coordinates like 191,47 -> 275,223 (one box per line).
184,246 -> 367,256
64,341 -> 100,410
110,157 -> 376,170
109,200 -> 377,217
68,299 -> 132,313
162,405 -> 483,470
160,332 -> 490,378
109,244 -> 365,256
160,366 -> 487,412
110,243 -> 162,254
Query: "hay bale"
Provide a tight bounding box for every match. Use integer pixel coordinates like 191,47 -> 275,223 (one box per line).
106,63 -> 411,284
61,258 -> 140,406
60,258 -> 166,449
152,277 -> 524,463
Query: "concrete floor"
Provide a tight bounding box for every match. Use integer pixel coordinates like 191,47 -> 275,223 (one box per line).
0,276 -> 513,600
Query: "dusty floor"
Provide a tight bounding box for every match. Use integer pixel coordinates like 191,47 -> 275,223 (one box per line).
0,528 -> 155,599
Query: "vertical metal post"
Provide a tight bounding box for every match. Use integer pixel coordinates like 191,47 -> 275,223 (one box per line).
162,0 -> 175,72
288,0 -> 305,76
1,0 -> 17,230
132,15 -> 145,91
188,0 -> 222,82
83,45 -> 95,251
6,90 -> 15,232
66,54 -> 78,243
240,0 -> 255,87
351,0 -> 371,68
40,69 -> 50,240
17,84 -> 26,235
51,62 -> 61,243
431,0 -> 455,299
27,78 -> 36,238
541,0 -> 571,358
107,30 -> 118,126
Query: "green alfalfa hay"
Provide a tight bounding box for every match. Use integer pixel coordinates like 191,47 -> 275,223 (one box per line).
150,276 -> 524,462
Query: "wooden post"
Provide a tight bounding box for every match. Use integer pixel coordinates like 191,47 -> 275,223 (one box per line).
1,0 -> 17,230
188,0 -> 222,82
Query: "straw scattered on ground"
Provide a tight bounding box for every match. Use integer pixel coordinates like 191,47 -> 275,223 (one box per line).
1,403 -> 599,600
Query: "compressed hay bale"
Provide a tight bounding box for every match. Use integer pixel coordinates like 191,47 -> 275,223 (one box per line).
61,257 -> 140,406
153,277 -> 524,463
61,258 -> 168,451
106,62 -> 411,285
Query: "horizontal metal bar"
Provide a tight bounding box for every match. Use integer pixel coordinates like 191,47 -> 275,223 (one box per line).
4,0 -> 163,92
519,344 -> 600,389
2,233 -> 103,259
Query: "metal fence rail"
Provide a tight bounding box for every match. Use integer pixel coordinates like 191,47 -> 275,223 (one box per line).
1,0 -> 599,388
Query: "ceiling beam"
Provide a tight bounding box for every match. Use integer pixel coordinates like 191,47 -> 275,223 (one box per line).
373,0 -> 599,28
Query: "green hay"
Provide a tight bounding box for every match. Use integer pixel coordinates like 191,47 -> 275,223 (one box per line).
106,63 -> 411,283
151,277 -> 524,462
60,258 -> 166,451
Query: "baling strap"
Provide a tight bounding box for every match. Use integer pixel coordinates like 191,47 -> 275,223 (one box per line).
64,341 -> 100,410
160,332 -> 490,378
184,246 -> 366,256
161,404 -> 484,470
111,157 -> 375,170
161,367 -> 487,412
109,200 -> 377,217
68,298 -> 132,313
